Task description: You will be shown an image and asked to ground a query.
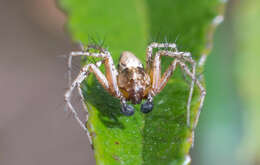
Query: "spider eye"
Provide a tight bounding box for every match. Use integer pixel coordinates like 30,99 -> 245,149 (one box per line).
141,101 -> 153,113
121,104 -> 135,116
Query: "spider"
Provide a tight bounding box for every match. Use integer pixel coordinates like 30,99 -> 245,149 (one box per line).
64,42 -> 206,144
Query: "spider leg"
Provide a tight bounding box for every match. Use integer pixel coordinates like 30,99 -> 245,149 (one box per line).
177,60 -> 205,131
157,59 -> 179,92
145,43 -> 196,117
68,48 -> 134,116
67,44 -> 106,89
77,84 -> 89,122
71,49 -> 138,116
146,42 -> 177,72
65,48 -> 125,144
151,50 -> 205,130
150,52 -> 188,110
178,61 -> 206,146
65,63 -> 113,144
159,51 -> 197,127
68,50 -> 121,97
65,69 -> 91,144
151,50 -> 193,93
67,55 -> 73,87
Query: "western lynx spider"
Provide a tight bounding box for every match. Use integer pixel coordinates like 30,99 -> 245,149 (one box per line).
64,42 -> 206,144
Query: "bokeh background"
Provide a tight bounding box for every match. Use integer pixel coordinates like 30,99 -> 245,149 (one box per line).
0,0 -> 259,165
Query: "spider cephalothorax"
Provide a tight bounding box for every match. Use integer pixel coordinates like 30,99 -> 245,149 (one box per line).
118,52 -> 150,103
65,42 -> 206,144
117,51 -> 153,115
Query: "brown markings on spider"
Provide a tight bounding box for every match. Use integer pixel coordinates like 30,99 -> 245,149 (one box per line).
64,42 -> 206,145
117,51 -> 151,105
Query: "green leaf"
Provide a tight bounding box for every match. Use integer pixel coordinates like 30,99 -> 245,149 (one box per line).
59,0 -> 225,164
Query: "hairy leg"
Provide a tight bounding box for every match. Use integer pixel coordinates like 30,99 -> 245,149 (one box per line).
65,47 -> 124,144
65,68 -> 91,144
68,50 -> 134,115
151,51 -> 206,145
65,63 -> 115,143
146,42 -> 177,72
177,60 -> 206,146
151,50 -> 197,127
177,61 -> 206,130
68,50 -> 121,98
145,43 -> 196,116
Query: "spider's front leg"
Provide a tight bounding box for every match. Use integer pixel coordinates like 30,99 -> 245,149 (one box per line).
148,48 -> 206,130
146,42 -> 178,73
65,49 -> 133,144
65,60 -> 111,144
139,43 -> 178,113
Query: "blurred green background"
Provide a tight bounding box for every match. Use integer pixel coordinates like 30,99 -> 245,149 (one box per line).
193,0 -> 260,164
0,0 -> 259,165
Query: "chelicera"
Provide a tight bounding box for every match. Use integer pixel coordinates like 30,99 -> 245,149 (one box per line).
65,42 -> 206,144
